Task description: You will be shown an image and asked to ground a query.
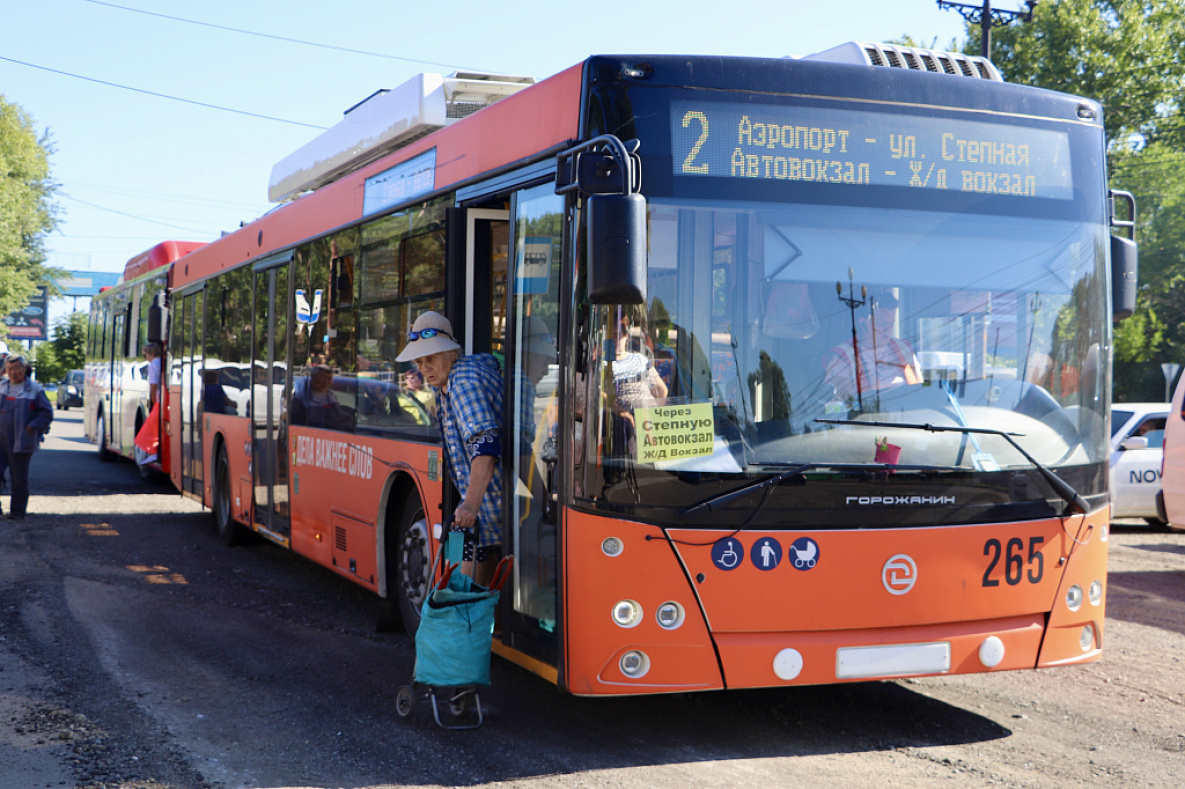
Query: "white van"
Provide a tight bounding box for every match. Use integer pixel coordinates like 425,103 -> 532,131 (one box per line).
1156,378 -> 1185,532
1110,403 -> 1167,523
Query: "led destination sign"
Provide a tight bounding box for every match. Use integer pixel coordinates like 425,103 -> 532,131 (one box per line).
671,100 -> 1074,200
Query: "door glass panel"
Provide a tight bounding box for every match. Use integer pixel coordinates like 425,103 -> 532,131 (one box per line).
509,184 -> 563,634
253,265 -> 291,532
182,291 -> 204,492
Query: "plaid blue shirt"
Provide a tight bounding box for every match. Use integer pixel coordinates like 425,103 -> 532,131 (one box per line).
435,353 -> 504,546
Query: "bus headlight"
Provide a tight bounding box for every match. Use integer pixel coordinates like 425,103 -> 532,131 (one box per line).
1088,580 -> 1103,606
601,537 -> 623,557
612,600 -> 642,628
620,650 -> 650,677
1065,584 -> 1083,612
1080,623 -> 1095,651
655,602 -> 684,630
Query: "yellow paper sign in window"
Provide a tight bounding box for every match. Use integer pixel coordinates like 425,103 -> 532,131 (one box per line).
634,402 -> 715,464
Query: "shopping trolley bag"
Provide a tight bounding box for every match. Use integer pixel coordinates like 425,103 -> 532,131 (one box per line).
398,527 -> 511,728
413,561 -> 502,688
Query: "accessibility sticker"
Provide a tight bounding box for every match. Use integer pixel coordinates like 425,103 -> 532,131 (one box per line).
711,537 -> 744,571
788,537 -> 820,571
750,537 -> 782,571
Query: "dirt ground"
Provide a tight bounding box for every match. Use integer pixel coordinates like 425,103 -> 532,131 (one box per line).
1,411 -> 1183,789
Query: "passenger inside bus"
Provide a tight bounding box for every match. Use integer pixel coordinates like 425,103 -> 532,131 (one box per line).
822,288 -> 921,406
613,306 -> 668,409
292,363 -> 352,431
200,369 -> 235,414
357,378 -> 393,418
401,368 -> 435,419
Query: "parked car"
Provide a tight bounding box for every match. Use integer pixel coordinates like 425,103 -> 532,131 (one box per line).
1110,403 -> 1168,524
56,369 -> 84,410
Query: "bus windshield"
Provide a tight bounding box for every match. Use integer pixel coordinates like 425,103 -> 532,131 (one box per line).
576,199 -> 1109,518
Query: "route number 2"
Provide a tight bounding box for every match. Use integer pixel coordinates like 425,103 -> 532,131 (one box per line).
982,537 -> 1044,587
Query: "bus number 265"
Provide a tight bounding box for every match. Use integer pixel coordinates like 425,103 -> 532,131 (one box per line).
982,537 -> 1045,587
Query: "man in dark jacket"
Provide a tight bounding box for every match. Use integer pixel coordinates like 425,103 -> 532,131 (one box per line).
0,354 -> 54,519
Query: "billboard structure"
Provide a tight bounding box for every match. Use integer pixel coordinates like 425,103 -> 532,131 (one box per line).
3,286 -> 49,341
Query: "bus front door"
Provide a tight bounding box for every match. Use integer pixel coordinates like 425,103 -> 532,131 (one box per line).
501,184 -> 563,667
179,290 -> 204,497
252,262 -> 292,542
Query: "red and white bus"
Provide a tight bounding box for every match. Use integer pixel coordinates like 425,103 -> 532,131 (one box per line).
85,240 -> 204,467
89,43 -> 1137,694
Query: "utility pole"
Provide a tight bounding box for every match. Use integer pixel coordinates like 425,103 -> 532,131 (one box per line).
836,268 -> 867,412
936,0 -> 1038,59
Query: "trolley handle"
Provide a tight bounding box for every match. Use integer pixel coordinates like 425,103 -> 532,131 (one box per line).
488,556 -> 514,592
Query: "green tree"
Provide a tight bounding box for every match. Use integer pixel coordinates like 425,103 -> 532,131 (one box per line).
34,311 -> 87,382
961,0 -> 1185,401
0,95 -> 60,333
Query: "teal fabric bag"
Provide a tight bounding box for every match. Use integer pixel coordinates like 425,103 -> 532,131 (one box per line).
414,569 -> 499,687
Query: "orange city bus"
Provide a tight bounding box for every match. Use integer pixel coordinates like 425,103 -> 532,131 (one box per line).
85,240 -> 205,466
89,44 -> 1138,695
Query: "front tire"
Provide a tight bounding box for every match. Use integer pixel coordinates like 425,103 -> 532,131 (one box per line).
213,446 -> 247,546
395,494 -> 432,636
96,412 -> 113,462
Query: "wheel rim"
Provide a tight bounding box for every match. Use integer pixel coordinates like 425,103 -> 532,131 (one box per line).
399,511 -> 431,613
396,686 -> 414,717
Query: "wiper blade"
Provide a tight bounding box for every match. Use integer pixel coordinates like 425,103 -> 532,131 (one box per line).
679,461 -> 887,521
815,418 -> 1089,515
679,463 -> 819,520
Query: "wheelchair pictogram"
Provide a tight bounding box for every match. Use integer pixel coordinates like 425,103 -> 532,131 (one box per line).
711,538 -> 744,570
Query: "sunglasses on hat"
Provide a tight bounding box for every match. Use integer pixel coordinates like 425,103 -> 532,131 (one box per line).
407,327 -> 454,341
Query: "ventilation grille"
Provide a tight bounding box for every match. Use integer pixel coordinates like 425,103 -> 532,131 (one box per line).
802,41 -> 1004,82
334,526 -> 348,553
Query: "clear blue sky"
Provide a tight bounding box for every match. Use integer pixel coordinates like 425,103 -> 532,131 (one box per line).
0,0 -> 976,327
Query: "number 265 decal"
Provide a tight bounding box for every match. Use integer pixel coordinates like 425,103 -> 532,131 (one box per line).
982,537 -> 1045,587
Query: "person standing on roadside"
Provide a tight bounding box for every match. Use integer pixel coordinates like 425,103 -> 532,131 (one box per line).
0,344 -> 8,495
396,311 -> 504,586
0,354 -> 53,519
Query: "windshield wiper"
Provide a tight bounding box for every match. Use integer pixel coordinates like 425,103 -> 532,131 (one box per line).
679,461 -> 889,521
815,418 -> 1089,515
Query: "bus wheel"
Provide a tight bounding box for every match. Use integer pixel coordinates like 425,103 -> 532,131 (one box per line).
214,446 -> 246,546
396,495 -> 431,636
96,413 -> 113,462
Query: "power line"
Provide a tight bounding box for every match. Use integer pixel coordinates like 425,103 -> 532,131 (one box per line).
0,54 -> 328,130
82,0 -> 468,71
60,193 -> 228,236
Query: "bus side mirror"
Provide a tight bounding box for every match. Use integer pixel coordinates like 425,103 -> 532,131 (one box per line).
1110,189 -> 1138,323
1111,234 -> 1138,322
148,293 -> 168,344
587,192 -> 647,305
